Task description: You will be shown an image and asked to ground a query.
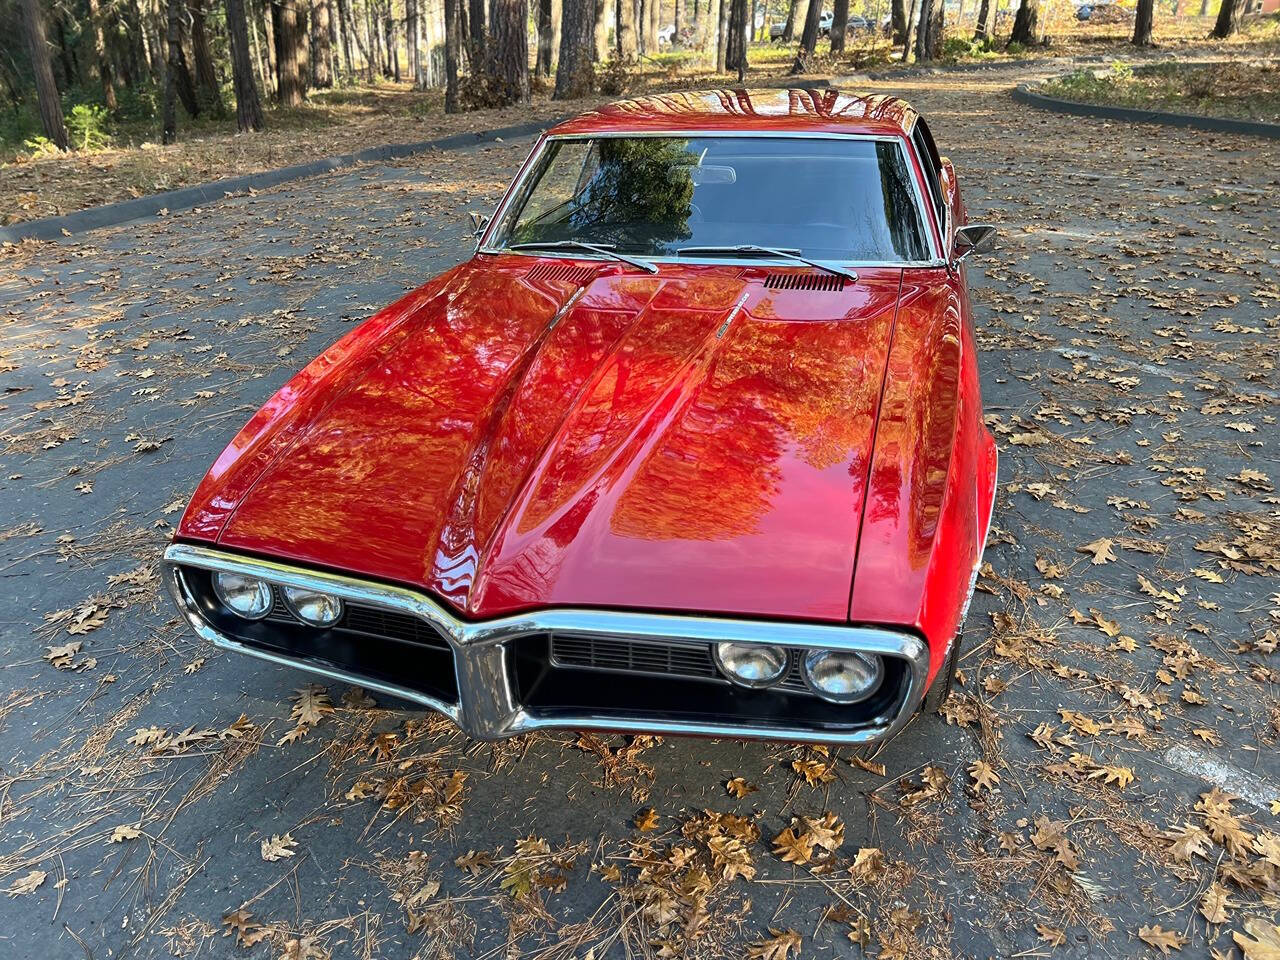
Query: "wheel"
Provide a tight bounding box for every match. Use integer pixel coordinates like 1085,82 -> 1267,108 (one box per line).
921,635 -> 962,714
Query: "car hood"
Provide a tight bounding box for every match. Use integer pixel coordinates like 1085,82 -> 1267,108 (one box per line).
204,256 -> 903,622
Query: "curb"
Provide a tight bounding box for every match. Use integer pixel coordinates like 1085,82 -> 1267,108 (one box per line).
1,116 -> 564,245
1012,82 -> 1280,139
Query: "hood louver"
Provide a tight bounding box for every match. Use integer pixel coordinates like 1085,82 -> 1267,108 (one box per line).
525,262 -> 598,286
763,272 -> 848,292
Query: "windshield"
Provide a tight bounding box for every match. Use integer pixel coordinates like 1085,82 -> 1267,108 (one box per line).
490,135 -> 931,263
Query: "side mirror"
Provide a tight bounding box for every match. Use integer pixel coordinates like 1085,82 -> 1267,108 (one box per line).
953,223 -> 997,262
468,211 -> 490,241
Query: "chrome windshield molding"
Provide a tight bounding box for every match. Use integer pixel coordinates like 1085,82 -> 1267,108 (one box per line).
479,129 -> 941,265
164,542 -> 928,745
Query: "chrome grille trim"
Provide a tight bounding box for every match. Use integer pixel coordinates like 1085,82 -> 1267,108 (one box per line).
164,542 -> 929,745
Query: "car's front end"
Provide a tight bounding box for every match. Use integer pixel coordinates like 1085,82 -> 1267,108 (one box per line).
166,91 -> 997,747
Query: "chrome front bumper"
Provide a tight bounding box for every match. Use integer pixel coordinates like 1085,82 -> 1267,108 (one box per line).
164,543 -> 929,745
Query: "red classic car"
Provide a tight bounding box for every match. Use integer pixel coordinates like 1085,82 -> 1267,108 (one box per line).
165,89 -> 998,746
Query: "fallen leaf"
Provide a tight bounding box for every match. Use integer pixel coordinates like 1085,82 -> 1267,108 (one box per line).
261,833 -> 298,861
1139,924 -> 1187,955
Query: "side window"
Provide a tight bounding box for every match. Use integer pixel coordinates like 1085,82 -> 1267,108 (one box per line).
911,121 -> 946,237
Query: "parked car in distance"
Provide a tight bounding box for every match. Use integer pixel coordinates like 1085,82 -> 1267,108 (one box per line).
819,9 -> 834,34
165,89 -> 999,747
846,14 -> 875,32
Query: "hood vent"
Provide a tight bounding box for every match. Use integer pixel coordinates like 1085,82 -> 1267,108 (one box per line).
763,272 -> 848,292
526,262 -> 598,286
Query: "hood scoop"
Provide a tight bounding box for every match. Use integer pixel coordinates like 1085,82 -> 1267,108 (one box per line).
526,262 -> 599,286
763,272 -> 848,292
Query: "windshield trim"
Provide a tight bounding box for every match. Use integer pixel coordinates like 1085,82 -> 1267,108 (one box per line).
477,130 -> 945,267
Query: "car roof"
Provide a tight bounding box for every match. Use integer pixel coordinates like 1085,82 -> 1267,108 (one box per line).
545,89 -> 919,139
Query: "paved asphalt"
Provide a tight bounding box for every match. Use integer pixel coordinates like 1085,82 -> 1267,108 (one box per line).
1,68 -> 1277,959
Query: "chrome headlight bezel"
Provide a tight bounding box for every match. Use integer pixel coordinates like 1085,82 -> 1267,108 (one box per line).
281,585 -> 344,627
713,642 -> 789,689
212,571 -> 274,620
801,649 -> 884,704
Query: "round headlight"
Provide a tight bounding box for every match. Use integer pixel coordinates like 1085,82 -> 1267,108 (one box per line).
282,586 -> 343,627
212,572 -> 273,620
802,650 -> 884,703
713,642 -> 788,688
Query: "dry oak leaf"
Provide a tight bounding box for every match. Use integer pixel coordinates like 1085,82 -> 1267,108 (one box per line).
1036,923 -> 1067,947
1234,918 -> 1280,960
1139,925 -> 1187,955
454,849 -> 493,876
805,812 -> 844,853
44,641 -> 82,669
1199,882 -> 1233,925
726,777 -> 757,798
748,928 -> 803,960
260,833 -> 298,861
772,826 -> 816,865
279,936 -> 329,960
289,684 -> 333,727
792,757 -> 835,786
968,760 -> 1000,794
634,808 -> 660,832
109,824 -> 141,843
221,909 -> 270,948
4,870 -> 46,897
1078,538 -> 1117,564
850,846 -> 884,879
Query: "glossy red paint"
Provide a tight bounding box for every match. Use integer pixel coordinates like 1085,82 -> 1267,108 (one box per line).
177,92 -> 998,693
185,258 -> 905,623
548,89 -> 919,139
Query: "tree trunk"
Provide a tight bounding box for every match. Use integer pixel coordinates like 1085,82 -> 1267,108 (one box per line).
727,0 -> 747,79
163,0 -> 182,141
444,0 -> 460,108
790,0 -> 821,71
189,0 -> 227,112
335,0 -> 354,74
649,0 -> 660,48
890,0 -> 906,44
226,0 -> 266,129
555,0 -> 593,95
312,0 -> 334,84
593,0 -> 610,57
915,0 -> 942,58
782,0 -> 800,40
674,0 -> 681,42
20,0 -> 68,149
1007,0 -> 1037,45
715,0 -> 727,68
406,0 -> 419,83
55,13 -> 77,89
1211,0 -> 1243,36
490,0 -> 529,104
830,0 -> 848,50
902,0 -> 916,56
1132,0 -> 1153,43
469,0 -> 486,56
973,0 -> 991,38
617,0 -> 637,55
87,0 -> 119,111
273,0 -> 306,103
536,0 -> 555,71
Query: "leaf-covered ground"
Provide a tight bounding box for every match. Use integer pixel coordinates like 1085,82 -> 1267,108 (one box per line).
0,65 -> 1278,960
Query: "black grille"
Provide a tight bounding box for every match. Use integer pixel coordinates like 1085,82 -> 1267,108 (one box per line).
549,634 -> 810,693
763,272 -> 847,292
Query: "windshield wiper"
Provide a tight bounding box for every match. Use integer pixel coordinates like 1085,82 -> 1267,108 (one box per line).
676,245 -> 857,282
509,241 -> 658,275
